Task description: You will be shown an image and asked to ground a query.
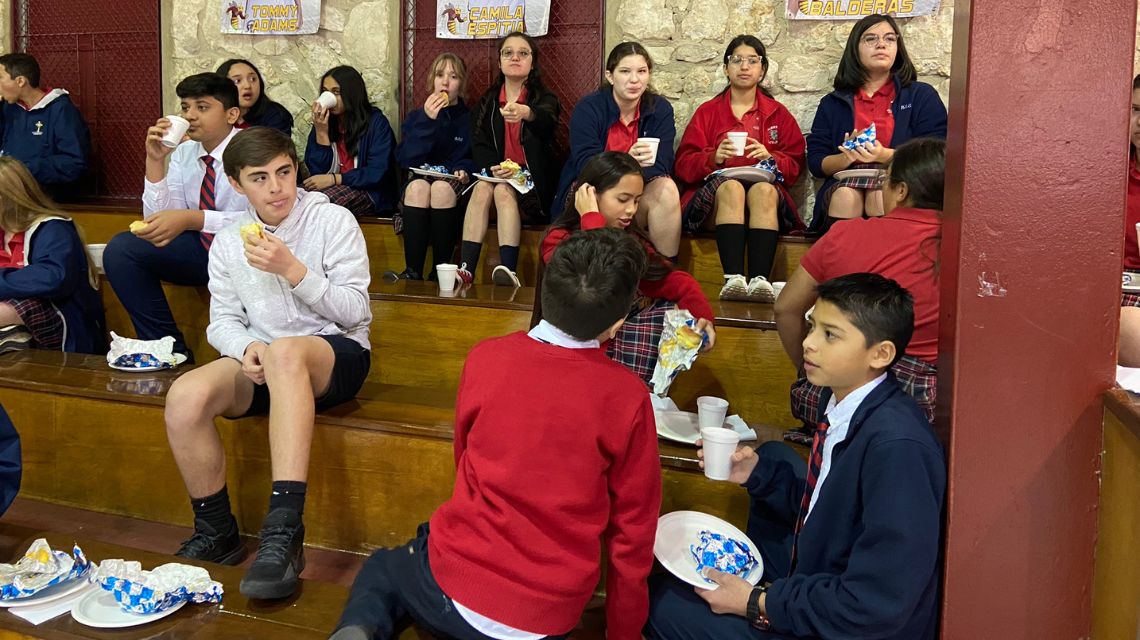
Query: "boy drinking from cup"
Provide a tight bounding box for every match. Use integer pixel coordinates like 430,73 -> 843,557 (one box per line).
331,228 -> 661,640
163,127 -> 371,600
646,273 -> 946,640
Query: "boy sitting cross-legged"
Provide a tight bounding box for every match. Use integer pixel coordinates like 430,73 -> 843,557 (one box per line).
645,273 -> 946,640
330,228 -> 663,640
164,126 -> 372,600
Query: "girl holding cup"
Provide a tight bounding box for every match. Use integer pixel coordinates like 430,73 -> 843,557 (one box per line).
304,65 -> 398,216
390,53 -> 475,281
806,14 -> 947,234
216,59 -> 293,136
552,42 -> 682,259
458,31 -> 561,287
675,35 -> 806,302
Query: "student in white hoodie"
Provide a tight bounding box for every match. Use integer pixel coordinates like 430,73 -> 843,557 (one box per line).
163,127 -> 372,601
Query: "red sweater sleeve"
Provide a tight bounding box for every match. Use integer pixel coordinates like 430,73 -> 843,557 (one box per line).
540,213 -> 606,264
640,270 -> 715,322
674,102 -> 719,185
603,398 -> 662,640
768,104 -> 806,187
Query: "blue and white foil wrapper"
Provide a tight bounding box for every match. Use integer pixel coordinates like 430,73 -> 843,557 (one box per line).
479,167 -> 534,195
0,539 -> 92,600
106,332 -> 178,369
690,530 -> 758,584
842,122 -> 877,150
419,163 -> 449,174
96,560 -> 223,615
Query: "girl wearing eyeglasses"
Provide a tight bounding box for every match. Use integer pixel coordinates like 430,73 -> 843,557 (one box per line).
675,34 -> 806,302
806,13 -> 948,235
459,31 -> 561,287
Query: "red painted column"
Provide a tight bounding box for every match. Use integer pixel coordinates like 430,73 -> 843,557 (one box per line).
938,1 -> 1136,637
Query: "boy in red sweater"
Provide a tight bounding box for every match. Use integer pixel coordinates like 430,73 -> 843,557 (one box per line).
331,228 -> 663,640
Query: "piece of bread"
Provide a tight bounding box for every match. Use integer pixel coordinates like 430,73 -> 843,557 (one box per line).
240,223 -> 264,245
129,220 -> 148,233
675,325 -> 703,350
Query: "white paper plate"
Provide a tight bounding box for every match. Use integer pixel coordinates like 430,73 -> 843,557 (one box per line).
653,511 -> 764,590
473,173 -> 511,184
834,168 -> 883,180
71,587 -> 186,628
654,410 -> 753,445
410,168 -> 456,179
0,572 -> 93,608
108,352 -> 187,372
714,167 -> 774,183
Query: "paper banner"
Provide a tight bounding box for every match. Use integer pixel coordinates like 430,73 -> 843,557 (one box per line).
221,0 -> 321,35
786,0 -> 940,20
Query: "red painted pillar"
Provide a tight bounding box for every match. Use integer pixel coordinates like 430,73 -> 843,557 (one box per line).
939,1 -> 1136,637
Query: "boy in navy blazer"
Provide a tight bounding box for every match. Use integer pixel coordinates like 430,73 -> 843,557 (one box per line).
646,272 -> 946,640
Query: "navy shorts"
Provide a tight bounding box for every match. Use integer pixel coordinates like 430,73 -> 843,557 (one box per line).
233,334 -> 370,418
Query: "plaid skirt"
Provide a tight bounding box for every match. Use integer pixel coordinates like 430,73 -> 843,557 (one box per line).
682,175 -> 800,233
606,298 -> 672,386
393,174 -> 467,235
789,354 -> 937,426
818,163 -> 885,213
2,297 -> 64,350
320,184 -> 376,216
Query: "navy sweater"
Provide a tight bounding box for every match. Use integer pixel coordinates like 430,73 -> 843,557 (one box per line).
746,375 -> 945,640
0,90 -> 90,188
0,219 -> 106,354
551,89 -> 676,218
0,403 -> 19,518
806,79 -> 947,232
305,107 -> 399,213
245,100 -> 294,137
396,101 -> 475,174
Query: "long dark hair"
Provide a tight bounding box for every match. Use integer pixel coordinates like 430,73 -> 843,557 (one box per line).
546,151 -> 672,281
602,41 -> 660,111
885,138 -> 945,275
489,31 -> 551,102
720,35 -> 773,98
834,14 -> 917,92
320,65 -> 372,158
216,58 -> 279,124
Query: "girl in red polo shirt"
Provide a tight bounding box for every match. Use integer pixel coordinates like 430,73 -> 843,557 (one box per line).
1119,74 -> 1140,366
675,35 -> 805,303
774,138 -> 945,430
540,151 -> 716,384
459,31 -> 561,287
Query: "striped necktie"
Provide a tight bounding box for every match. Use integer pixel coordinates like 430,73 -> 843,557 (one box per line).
199,155 -> 216,250
790,419 -> 829,570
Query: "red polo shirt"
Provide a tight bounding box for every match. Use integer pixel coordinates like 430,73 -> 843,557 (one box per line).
499,84 -> 528,166
1125,160 -> 1140,270
854,80 -> 896,147
799,207 -> 941,363
0,231 -> 27,269
605,105 -> 640,153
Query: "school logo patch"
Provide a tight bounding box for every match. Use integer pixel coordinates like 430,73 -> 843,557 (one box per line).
767,125 -> 779,144
32,121 -> 44,136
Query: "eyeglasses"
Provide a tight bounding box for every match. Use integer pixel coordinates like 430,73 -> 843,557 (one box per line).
728,55 -> 763,67
500,49 -> 532,59
861,33 -> 899,46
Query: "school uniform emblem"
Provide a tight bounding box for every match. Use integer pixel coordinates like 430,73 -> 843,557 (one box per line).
767,125 -> 779,144
32,121 -> 44,136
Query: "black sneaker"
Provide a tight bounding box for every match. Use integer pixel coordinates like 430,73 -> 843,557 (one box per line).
239,508 -> 306,600
382,268 -> 423,282
0,325 -> 33,354
174,518 -> 246,565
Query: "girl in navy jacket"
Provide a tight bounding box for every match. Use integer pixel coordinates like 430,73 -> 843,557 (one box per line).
216,59 -> 294,137
552,42 -> 681,259
458,31 -> 561,287
806,14 -> 947,235
304,65 -> 398,216
0,157 -> 105,354
390,53 -> 475,281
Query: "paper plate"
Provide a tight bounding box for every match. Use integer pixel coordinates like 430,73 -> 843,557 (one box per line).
108,353 -> 187,372
654,411 -> 752,445
410,168 -> 456,179
1123,272 -> 1140,293
473,173 -> 511,184
715,167 -> 775,183
71,587 -> 187,628
653,511 -> 764,590
0,571 -> 95,608
834,168 -> 883,180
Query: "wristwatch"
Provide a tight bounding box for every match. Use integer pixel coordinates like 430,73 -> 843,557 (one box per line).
747,584 -> 771,629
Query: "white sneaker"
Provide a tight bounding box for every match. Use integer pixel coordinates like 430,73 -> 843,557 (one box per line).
719,274 -> 748,300
746,276 -> 776,303
491,265 -> 521,288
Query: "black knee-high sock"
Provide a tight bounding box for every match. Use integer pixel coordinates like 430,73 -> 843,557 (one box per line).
268,480 -> 307,515
191,485 -> 235,534
499,245 -> 520,272
400,206 -> 430,276
715,224 -> 747,277
430,206 -> 462,268
747,228 -> 780,280
460,241 -> 482,271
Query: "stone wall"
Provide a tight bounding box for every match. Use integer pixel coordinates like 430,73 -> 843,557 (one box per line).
164,0 -> 401,154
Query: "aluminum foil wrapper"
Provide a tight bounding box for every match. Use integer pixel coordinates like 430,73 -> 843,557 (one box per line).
96,560 -> 223,614
0,539 -> 91,600
690,530 -> 758,584
106,332 -> 177,369
842,122 -> 877,150
479,166 -> 534,195
756,158 -> 784,183
651,308 -> 706,396
419,163 -> 449,174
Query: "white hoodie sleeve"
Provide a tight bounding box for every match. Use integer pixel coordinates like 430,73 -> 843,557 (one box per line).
290,208 -> 372,330
206,236 -> 259,360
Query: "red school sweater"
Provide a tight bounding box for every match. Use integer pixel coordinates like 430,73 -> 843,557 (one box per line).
428,332 -> 662,640
541,214 -> 716,322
